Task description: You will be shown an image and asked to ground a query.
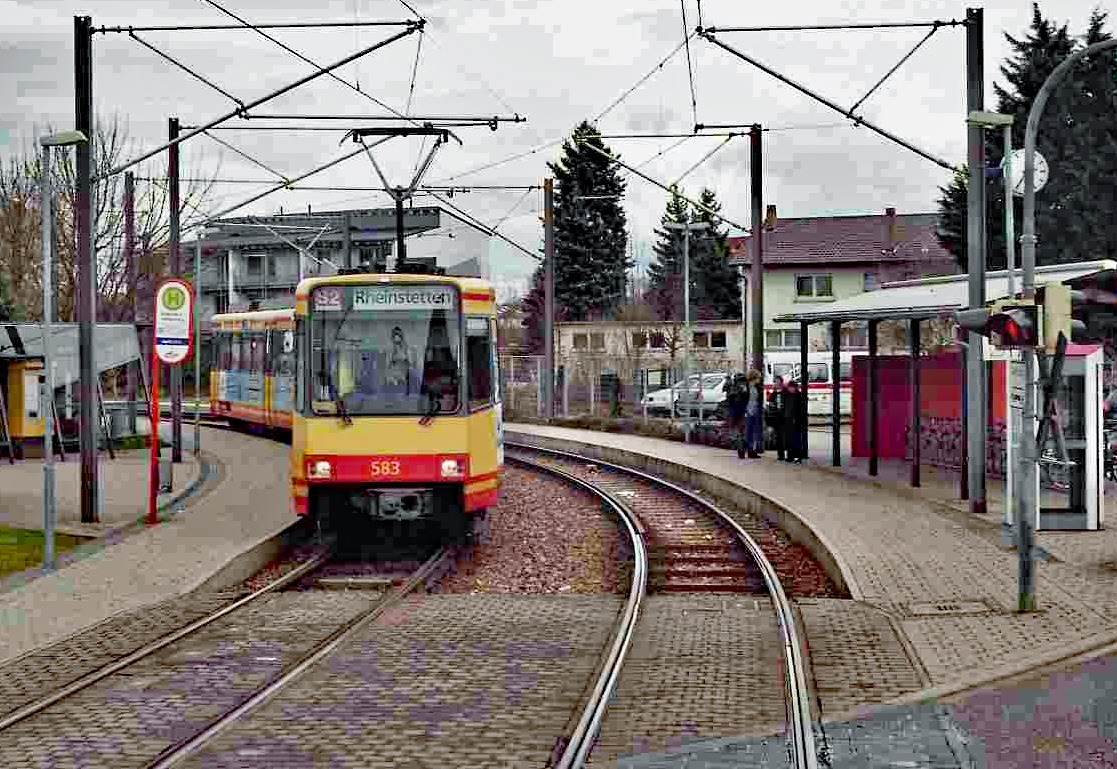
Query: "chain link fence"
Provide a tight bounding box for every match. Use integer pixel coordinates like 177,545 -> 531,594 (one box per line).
499,354 -> 735,424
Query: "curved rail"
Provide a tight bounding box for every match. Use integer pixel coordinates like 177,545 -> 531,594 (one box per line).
507,441 -> 819,769
146,546 -> 454,769
0,543 -> 332,733
503,454 -> 649,769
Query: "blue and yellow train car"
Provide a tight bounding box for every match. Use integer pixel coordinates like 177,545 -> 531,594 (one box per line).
209,308 -> 297,431
210,270 -> 503,545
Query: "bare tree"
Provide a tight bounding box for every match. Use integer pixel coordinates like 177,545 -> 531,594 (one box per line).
0,112 -> 220,322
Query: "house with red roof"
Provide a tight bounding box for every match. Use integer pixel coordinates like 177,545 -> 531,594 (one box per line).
728,206 -> 957,351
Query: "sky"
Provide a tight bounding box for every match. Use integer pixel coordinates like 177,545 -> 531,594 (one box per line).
2,0 -> 1114,300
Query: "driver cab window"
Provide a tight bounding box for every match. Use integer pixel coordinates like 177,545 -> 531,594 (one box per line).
466,316 -> 493,410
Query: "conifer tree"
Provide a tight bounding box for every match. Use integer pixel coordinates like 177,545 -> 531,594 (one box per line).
546,121 -> 630,321
646,192 -> 690,320
690,188 -> 741,320
936,3 -> 1117,269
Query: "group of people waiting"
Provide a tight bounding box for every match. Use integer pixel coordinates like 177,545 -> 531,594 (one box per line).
724,371 -> 806,462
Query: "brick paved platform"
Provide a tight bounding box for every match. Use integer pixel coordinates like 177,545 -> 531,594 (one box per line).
0,427 -> 292,667
506,423 -> 1117,721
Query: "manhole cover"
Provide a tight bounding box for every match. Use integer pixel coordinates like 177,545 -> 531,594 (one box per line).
907,600 -> 990,617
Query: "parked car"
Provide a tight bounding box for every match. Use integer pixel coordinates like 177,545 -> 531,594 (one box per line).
674,372 -> 730,420
641,374 -> 702,417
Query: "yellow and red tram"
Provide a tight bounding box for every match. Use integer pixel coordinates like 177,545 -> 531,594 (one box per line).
209,271 -> 503,544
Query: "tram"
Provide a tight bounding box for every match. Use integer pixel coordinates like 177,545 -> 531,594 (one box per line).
209,268 -> 502,544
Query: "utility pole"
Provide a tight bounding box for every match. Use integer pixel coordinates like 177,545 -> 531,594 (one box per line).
124,171 -> 138,434
750,124 -> 764,374
543,177 -> 555,419
395,191 -> 406,269
965,7 -> 987,516
75,15 -> 98,523
168,117 -> 183,463
665,216 -> 709,443
343,212 -> 352,269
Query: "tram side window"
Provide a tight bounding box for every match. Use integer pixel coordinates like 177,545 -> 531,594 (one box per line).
217,334 -> 230,370
230,334 -> 243,371
466,316 -> 493,410
252,332 -> 266,373
276,330 -> 295,377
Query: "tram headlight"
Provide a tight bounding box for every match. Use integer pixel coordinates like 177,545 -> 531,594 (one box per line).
440,458 -> 464,478
307,459 -> 332,479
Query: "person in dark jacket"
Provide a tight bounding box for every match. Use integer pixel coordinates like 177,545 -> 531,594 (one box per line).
725,372 -> 749,458
766,375 -> 788,461
783,379 -> 806,463
743,369 -> 764,459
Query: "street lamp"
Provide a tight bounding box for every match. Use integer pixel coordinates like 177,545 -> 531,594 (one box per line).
967,111 -> 1017,293
39,129 -> 88,571
663,218 -> 709,443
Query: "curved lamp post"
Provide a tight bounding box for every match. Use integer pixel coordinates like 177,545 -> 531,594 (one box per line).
1015,38 -> 1117,611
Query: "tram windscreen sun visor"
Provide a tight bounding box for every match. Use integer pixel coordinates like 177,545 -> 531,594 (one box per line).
309,284 -> 462,417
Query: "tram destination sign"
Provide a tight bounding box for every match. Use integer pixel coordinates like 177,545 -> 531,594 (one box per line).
153,278 -> 194,365
312,284 -> 458,312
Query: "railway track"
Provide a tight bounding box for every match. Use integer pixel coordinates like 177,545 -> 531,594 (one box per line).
0,541 -> 458,769
507,442 -> 822,769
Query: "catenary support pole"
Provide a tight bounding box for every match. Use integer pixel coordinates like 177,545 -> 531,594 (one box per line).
543,178 -> 555,419
750,125 -> 764,373
124,171 -> 137,434
169,117 -> 183,463
800,322 -> 809,460
395,192 -> 405,269
965,6 -> 987,515
193,234 -> 202,456
911,318 -> 922,488
831,320 -> 840,467
75,15 -> 98,523
868,319 -> 879,476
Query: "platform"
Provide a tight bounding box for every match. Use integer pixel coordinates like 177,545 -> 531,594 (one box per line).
0,426 -> 292,667
506,422 -> 1117,714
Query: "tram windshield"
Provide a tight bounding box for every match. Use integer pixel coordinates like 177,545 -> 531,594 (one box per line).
307,283 -> 461,416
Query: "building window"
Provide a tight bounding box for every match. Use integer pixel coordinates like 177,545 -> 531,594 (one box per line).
693,331 -> 709,348
863,272 -> 879,292
631,331 -> 648,349
590,332 -> 605,351
572,333 -> 588,350
840,322 -> 869,349
710,331 -> 727,350
765,328 -> 802,350
246,254 -> 263,278
649,332 -> 666,349
796,274 -> 833,298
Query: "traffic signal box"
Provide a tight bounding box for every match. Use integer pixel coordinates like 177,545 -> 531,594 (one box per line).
955,282 -> 1092,352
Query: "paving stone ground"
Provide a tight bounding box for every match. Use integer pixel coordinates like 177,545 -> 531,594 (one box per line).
175,594 -> 624,769
0,427 -> 292,667
0,590 -> 377,769
585,594 -> 787,767
506,424 -> 1117,704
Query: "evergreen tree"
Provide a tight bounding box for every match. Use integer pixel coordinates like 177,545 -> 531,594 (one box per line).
936,3 -> 1117,270
690,188 -> 742,320
519,264 -> 552,354
546,121 -> 630,321
646,191 -> 691,320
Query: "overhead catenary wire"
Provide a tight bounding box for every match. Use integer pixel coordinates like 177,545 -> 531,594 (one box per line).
847,24 -> 941,115
680,0 -> 699,127
670,133 -> 735,188
593,34 -> 694,124
201,131 -> 289,182
199,0 -> 424,129
128,31 -> 245,108
424,190 -> 542,262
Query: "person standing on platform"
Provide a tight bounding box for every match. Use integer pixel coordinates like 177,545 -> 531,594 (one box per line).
743,369 -> 764,459
725,372 -> 749,459
766,375 -> 788,461
783,379 -> 806,463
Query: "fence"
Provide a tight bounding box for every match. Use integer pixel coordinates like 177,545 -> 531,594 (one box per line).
498,354 -> 730,423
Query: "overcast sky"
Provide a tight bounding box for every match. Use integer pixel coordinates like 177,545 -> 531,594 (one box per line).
2,0 -> 1112,298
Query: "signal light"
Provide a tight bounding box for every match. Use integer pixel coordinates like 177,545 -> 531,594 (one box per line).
954,300 -> 1039,349
1039,283 -> 1091,350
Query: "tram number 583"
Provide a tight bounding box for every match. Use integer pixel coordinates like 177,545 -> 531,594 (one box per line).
370,460 -> 402,477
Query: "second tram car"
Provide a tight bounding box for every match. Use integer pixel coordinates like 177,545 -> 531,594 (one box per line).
210,271 -> 502,544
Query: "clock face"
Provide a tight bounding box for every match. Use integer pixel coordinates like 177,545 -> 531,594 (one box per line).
1010,149 -> 1048,195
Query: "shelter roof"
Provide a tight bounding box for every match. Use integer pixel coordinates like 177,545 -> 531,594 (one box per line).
772,260 -> 1117,324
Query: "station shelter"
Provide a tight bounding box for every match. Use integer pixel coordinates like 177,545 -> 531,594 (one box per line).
773,259 -> 1115,532
0,323 -> 143,460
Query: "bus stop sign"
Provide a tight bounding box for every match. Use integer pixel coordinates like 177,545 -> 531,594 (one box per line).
154,278 -> 194,365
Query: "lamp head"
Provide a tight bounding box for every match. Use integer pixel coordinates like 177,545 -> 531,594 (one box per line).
40,130 -> 88,148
